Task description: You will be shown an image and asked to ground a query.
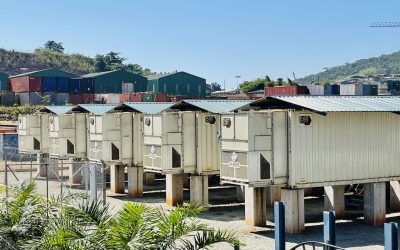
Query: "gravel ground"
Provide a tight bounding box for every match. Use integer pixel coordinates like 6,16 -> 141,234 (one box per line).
0,166 -> 398,250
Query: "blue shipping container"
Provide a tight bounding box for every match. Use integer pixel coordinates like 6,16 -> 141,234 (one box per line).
68,78 -> 80,93
362,84 -> 378,96
55,77 -> 68,92
54,93 -> 69,105
324,85 -> 340,95
42,77 -> 57,92
80,78 -> 95,93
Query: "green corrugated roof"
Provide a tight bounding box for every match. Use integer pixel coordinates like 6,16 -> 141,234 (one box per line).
69,104 -> 117,115
146,72 -> 175,80
113,102 -> 175,114
240,96 -> 400,114
9,68 -> 78,78
167,99 -> 252,113
81,69 -> 122,78
42,106 -> 74,114
0,72 -> 8,77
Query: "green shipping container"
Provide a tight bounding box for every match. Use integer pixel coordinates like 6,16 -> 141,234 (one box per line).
81,69 -> 148,94
142,93 -> 154,102
147,71 -> 206,97
0,72 -> 9,91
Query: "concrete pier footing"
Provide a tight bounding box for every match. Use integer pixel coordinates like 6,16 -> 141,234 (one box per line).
37,157 -> 59,179
281,188 -> 304,234
110,165 -> 125,194
324,185 -> 345,218
68,163 -> 82,185
236,186 -> 245,202
127,166 -> 143,197
389,181 -> 400,211
266,186 -> 281,207
364,182 -> 386,226
166,174 -> 183,206
245,186 -> 266,226
190,175 -> 208,205
144,172 -> 156,185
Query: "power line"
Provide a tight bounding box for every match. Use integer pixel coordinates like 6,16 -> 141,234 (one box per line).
370,22 -> 400,28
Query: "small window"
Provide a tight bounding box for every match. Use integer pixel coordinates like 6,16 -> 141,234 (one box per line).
172,147 -> 181,168
260,154 -> 271,180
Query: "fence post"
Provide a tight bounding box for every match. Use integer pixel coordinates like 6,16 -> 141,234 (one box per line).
4,147 -> 8,198
84,161 -> 89,196
323,211 -> 336,250
102,163 -> 107,206
384,222 -> 398,250
274,201 -> 285,250
90,163 -> 98,202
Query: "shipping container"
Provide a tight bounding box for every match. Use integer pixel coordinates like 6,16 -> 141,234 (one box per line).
307,85 -> 324,95
55,77 -> 68,92
0,133 -> 19,160
220,96 -> 400,189
142,93 -> 154,102
10,76 -> 42,93
42,77 -> 56,92
0,92 -> 15,106
324,84 -> 340,95
53,93 -> 69,105
103,94 -> 121,104
42,92 -> 56,105
154,93 -> 168,102
68,78 -> 80,93
18,92 -> 43,105
81,93 -> 95,103
69,94 -> 80,104
122,83 -> 134,93
264,86 -> 309,96
362,84 -> 378,96
340,84 -> 363,95
79,78 -> 95,92
0,72 -> 9,91
120,93 -> 143,103
387,80 -> 400,92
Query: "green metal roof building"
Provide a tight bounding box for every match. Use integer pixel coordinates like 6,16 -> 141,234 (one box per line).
0,72 -> 9,91
9,68 -> 78,78
81,69 -> 148,94
147,71 -> 206,97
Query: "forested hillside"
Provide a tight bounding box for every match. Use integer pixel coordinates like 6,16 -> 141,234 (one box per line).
0,41 -> 153,76
298,51 -> 400,84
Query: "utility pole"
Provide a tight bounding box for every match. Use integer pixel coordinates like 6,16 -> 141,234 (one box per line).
235,75 -> 241,93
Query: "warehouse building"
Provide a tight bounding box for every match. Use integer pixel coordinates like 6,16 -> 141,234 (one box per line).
81,69 -> 148,94
147,71 -> 206,97
0,72 -> 9,91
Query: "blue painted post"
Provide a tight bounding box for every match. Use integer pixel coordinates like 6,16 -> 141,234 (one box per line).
384,222 -> 398,250
274,201 -> 285,250
323,211 -> 336,250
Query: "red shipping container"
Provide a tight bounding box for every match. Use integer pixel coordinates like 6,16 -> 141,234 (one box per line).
10,76 -> 42,93
69,94 -> 80,104
81,93 -> 95,104
264,86 -> 309,96
154,93 -> 168,102
120,94 -> 130,103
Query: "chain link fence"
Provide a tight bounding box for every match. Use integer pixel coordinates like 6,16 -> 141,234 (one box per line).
0,146 -> 108,205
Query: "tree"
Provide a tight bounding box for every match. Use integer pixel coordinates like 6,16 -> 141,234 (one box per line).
265,75 -> 271,82
277,78 -> 283,86
94,54 -> 108,72
210,82 -> 222,92
44,40 -> 64,53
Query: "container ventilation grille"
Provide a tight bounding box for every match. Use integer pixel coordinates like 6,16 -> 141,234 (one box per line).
111,143 -> 119,160
260,153 -> 271,179
67,139 -> 74,154
33,137 -> 40,150
172,147 -> 181,168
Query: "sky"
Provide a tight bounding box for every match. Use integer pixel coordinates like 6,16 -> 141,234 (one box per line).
0,1 -> 400,90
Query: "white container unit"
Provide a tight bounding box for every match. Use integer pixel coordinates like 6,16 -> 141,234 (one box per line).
143,100 -> 251,175
69,104 -> 120,163
221,96 -> 400,188
45,106 -> 86,157
18,113 -> 49,153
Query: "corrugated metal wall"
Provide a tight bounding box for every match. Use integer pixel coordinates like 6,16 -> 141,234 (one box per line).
148,72 -> 206,97
92,70 -> 148,93
289,111 -> 400,187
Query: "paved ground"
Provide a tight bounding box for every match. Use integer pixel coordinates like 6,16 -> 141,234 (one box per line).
0,165 -> 397,250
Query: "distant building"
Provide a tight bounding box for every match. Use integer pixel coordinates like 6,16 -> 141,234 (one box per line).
147,71 -> 206,97
81,69 -> 148,94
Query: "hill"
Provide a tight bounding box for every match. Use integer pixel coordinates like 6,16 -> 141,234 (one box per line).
297,50 -> 400,84
0,47 -> 152,77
